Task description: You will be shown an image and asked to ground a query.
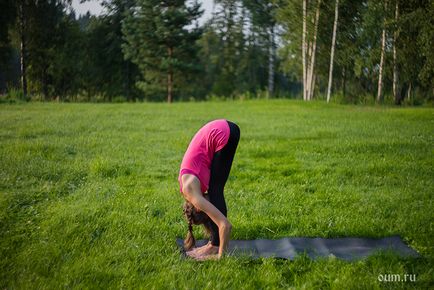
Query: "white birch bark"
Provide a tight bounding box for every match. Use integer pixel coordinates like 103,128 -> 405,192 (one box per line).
302,0 -> 307,100
311,73 -> 316,100
268,25 -> 275,98
19,1 -> 27,97
327,0 -> 339,103
407,82 -> 411,100
393,1 -> 399,103
307,0 -> 321,100
377,0 -> 387,103
306,38 -> 313,100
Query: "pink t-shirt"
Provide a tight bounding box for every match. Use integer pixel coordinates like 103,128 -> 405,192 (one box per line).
179,119 -> 230,193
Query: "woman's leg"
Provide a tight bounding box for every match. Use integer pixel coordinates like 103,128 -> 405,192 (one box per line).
207,121 -> 240,246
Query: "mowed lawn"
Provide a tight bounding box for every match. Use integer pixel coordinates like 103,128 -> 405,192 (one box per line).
0,100 -> 432,289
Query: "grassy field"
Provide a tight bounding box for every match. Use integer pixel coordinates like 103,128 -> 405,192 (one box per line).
0,100 -> 433,289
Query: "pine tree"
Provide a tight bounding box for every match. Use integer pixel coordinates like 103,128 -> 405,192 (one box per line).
122,0 -> 203,102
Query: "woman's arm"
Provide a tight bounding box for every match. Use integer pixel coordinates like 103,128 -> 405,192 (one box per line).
181,174 -> 232,258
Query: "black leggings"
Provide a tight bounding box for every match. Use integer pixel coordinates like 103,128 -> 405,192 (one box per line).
207,121 -> 240,246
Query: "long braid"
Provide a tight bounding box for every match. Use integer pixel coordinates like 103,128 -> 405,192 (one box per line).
188,220 -> 193,233
183,203 -> 196,250
183,200 -> 211,251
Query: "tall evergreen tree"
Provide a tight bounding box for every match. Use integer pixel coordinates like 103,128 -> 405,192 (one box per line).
122,0 -> 203,102
0,0 -> 16,93
81,0 -> 139,101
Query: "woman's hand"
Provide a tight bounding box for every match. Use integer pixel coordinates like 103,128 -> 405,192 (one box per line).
181,174 -> 232,257
217,220 -> 232,257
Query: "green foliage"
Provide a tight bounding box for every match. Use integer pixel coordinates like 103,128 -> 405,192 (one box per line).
0,0 -> 16,93
276,0 -> 433,102
199,0 -> 289,98
122,0 -> 203,101
23,0 -> 65,99
0,101 -> 433,288
80,1 -> 141,102
398,0 -> 434,97
0,88 -> 27,103
49,12 -> 86,99
1,0 -> 432,102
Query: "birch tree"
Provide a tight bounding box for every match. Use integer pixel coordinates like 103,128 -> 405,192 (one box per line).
302,0 -> 321,101
392,0 -> 400,104
18,0 -> 28,97
302,0 -> 307,100
305,0 -> 321,101
268,23 -> 275,98
376,0 -> 387,103
326,0 -> 339,103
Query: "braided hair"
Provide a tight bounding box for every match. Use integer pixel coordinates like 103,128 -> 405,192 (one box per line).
183,195 -> 212,250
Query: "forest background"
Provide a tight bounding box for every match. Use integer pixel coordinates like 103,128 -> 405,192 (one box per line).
0,0 -> 433,105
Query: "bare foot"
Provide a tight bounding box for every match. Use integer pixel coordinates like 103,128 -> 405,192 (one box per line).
187,243 -> 218,259
186,243 -> 209,255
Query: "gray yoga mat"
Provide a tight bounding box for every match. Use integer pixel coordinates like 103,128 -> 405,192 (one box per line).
176,236 -> 419,261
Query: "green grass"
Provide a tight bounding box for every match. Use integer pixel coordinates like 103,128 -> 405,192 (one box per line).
0,100 -> 433,289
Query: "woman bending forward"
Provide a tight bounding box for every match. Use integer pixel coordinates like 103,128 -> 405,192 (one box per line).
179,119 -> 240,260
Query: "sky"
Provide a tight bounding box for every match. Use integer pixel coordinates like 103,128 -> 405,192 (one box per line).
71,0 -> 214,25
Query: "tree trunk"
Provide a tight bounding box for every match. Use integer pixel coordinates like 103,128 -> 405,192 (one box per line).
43,65 -> 49,100
311,72 -> 316,100
306,39 -> 312,100
377,0 -> 387,103
167,47 -> 173,103
342,67 -> 346,98
307,0 -> 321,100
19,1 -> 27,97
302,0 -> 307,100
268,24 -> 275,98
125,61 -> 131,102
393,1 -> 400,104
327,0 -> 339,103
407,82 -> 411,100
